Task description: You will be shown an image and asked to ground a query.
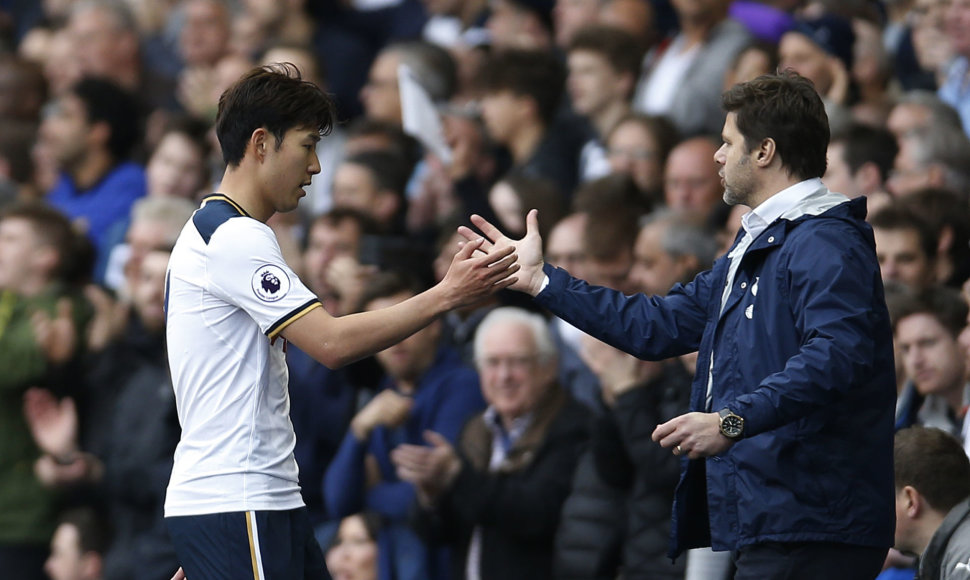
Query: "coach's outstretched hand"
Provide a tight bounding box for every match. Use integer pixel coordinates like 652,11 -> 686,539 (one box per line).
459,209 -> 546,296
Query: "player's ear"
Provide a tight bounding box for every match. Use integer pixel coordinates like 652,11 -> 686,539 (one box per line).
251,128 -> 269,162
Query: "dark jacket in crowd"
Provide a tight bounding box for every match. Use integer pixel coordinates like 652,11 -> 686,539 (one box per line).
85,315 -> 181,580
552,449 -> 625,580
594,361 -> 691,578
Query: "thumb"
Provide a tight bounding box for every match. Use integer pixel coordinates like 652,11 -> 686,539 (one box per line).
525,209 -> 540,239
423,430 -> 450,448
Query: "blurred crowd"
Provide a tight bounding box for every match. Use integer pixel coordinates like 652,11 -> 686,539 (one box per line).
2,0 -> 970,578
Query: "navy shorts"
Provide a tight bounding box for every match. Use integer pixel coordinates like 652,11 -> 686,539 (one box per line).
166,508 -> 327,580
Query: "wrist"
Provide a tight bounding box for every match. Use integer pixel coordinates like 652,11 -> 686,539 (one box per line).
529,272 -> 550,297
350,417 -> 373,441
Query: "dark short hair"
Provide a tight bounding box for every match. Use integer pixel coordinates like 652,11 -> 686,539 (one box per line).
343,150 -> 411,198
154,113 -> 212,160
721,71 -> 829,181
345,117 -> 422,168
496,172 -> 566,240
386,41 -> 457,103
897,188 -> 970,288
326,512 -> 382,552
869,204 -> 938,263
2,201 -> 93,285
895,427 -> 970,513
483,49 -> 565,127
891,285 -> 968,339
606,112 -> 680,175
567,24 -> 644,81
572,173 -> 652,216
303,207 -> 380,251
583,201 -> 643,262
71,76 -> 140,161
834,123 -> 898,182
215,63 -> 336,167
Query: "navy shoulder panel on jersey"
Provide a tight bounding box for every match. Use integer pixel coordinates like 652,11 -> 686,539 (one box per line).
192,195 -> 251,244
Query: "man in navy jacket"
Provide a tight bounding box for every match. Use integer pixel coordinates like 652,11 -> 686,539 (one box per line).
461,72 -> 896,579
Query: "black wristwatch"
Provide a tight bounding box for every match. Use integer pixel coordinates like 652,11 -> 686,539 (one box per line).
718,408 -> 744,440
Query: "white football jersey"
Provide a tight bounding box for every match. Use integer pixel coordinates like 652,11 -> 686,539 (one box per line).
164,195 -> 321,516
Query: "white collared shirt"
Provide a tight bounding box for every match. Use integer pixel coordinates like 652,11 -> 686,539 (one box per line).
706,179 -> 849,410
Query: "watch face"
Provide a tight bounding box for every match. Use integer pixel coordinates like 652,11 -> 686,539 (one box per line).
722,415 -> 744,438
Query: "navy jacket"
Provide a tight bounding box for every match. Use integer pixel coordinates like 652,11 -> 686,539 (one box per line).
535,195 -> 896,558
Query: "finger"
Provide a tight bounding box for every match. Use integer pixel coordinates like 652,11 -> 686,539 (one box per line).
490,274 -> 519,291
392,444 -> 427,460
469,214 -> 506,242
652,419 -> 677,443
84,284 -> 114,312
457,240 -> 491,258
483,247 -> 517,269
525,208 -> 540,239
477,248 -> 516,275
456,236 -> 485,260
457,225 -> 496,252
423,430 -> 450,448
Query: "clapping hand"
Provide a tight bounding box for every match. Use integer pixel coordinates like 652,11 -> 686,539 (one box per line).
391,430 -> 462,506
31,298 -> 77,364
350,390 -> 415,441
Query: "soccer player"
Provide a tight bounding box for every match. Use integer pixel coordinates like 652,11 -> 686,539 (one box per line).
163,63 -> 517,580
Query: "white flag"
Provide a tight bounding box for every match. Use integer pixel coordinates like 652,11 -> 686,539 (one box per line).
398,63 -> 452,164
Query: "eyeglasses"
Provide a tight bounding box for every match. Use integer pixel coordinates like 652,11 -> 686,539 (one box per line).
478,355 -> 539,372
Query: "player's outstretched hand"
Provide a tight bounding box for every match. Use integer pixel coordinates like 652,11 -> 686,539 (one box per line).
458,209 -> 546,296
438,235 -> 519,309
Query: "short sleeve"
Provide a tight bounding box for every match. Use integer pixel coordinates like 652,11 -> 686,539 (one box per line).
205,218 -> 320,338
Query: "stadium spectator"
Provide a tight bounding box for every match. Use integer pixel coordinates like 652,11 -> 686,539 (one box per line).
938,0 -> 970,137
324,272 -> 486,580
40,77 -> 144,283
566,25 -> 643,182
605,112 -> 679,203
897,188 -> 970,289
632,0 -> 752,136
663,136 -> 726,222
480,48 -> 582,201
44,507 -> 108,580
630,209 -> 718,297
823,123 -> 896,212
894,427 -> 970,577
893,287 -> 970,452
871,204 -> 939,292
0,203 -> 92,580
392,306 -> 591,580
